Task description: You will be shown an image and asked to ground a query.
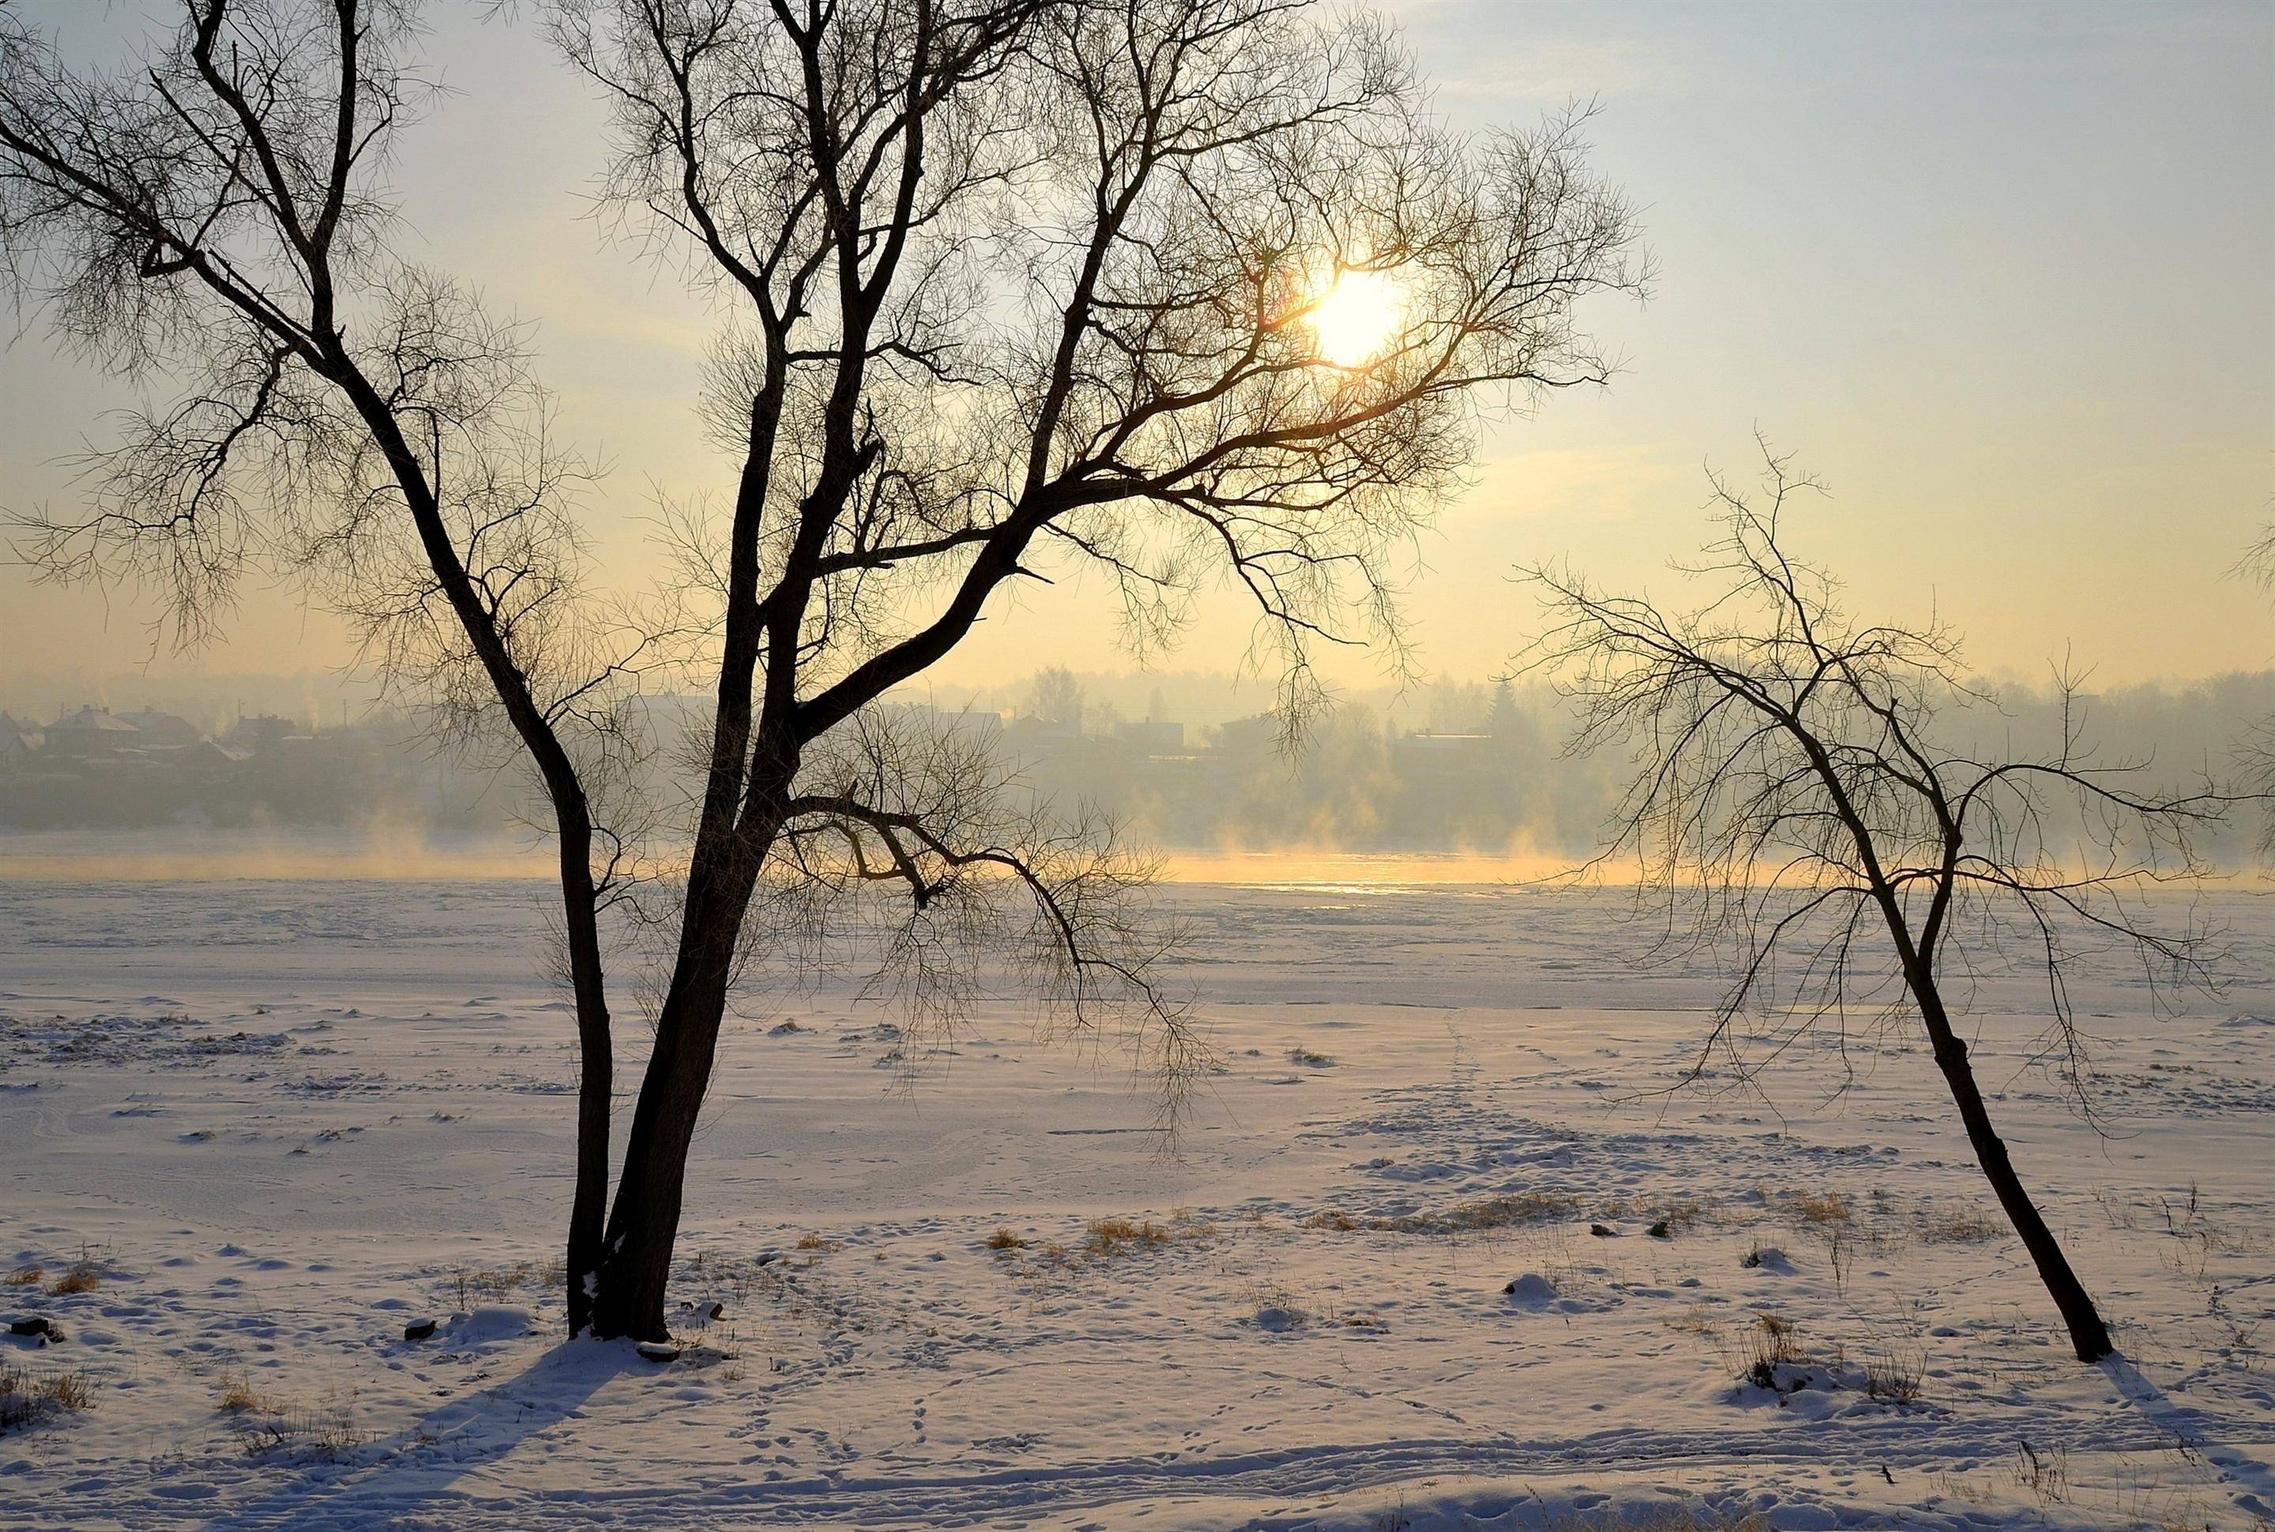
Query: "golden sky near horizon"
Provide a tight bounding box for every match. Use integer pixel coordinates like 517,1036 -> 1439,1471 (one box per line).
1,0 -> 2270,701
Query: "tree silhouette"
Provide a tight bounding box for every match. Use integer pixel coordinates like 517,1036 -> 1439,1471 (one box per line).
1521,452 -> 2248,1363
2,0 -> 1643,1338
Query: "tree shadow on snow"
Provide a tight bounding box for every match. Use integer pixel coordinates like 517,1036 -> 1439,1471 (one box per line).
200,1337 -> 640,1530
2104,1354 -> 2275,1520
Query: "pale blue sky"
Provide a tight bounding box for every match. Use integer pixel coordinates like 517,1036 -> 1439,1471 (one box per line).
2,0 -> 2269,697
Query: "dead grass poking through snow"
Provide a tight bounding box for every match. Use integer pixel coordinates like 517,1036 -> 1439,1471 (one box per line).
4,1265 -> 42,1288
1915,1205 -> 2003,1244
1864,1346 -> 1926,1404
1417,1191 -> 1579,1234
1777,1188 -> 1853,1228
1744,1312 -> 1803,1386
794,1233 -> 837,1253
46,1262 -> 100,1296
215,1370 -> 272,1415
983,1227 -> 1029,1251
0,1361 -> 95,1433
1083,1210 -> 1215,1259
1598,1195 -> 1714,1234
438,1260 -> 549,1309
1085,1217 -> 1170,1256
45,1256 -> 102,1292
1307,1190 -> 1579,1238
232,1385 -> 363,1461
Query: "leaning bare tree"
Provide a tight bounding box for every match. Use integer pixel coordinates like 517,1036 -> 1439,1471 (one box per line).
1520,452 -> 2242,1364
1,0 -> 1642,1341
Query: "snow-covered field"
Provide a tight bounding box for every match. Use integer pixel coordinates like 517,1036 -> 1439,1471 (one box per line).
1,865 -> 2272,1530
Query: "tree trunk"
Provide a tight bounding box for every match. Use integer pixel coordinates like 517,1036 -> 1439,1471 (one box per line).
328,367 -> 618,1336
1912,979 -> 2114,1362
587,856 -> 767,1341
557,824 -> 613,1338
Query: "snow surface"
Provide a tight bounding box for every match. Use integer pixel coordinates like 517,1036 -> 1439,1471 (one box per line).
1,869 -> 2272,1529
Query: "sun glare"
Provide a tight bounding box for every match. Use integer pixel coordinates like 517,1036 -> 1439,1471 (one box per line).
1308,266 -> 1406,368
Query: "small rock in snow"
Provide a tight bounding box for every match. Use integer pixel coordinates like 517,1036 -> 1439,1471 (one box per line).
1254,1305 -> 1306,1333
402,1318 -> 438,1342
1589,1223 -> 1618,1238
636,1340 -> 681,1363
1646,1218 -> 1673,1239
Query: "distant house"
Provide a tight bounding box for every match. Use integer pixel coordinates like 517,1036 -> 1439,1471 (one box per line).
223,714 -> 297,753
1003,712 -> 1083,747
0,712 -> 43,769
115,708 -> 203,749
1211,713 -> 1280,757
175,738 -> 253,774
43,705 -> 142,759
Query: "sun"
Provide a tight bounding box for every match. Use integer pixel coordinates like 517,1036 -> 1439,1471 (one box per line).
1308,266 -> 1406,368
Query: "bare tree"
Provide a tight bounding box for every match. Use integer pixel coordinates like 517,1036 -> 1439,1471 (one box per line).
2,0 -> 1643,1341
1024,665 -> 1085,732
0,0 -> 646,1333
1520,451 -> 2245,1364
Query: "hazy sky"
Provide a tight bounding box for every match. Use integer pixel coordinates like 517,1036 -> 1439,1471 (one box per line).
2,0 -> 2270,707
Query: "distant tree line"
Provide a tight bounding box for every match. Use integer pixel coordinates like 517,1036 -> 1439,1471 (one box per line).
977,666 -> 2275,866
0,705 -> 522,832
5,671 -> 2268,865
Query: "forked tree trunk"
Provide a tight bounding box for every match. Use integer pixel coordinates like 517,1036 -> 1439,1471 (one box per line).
587,853 -> 770,1341
1910,977 -> 2114,1363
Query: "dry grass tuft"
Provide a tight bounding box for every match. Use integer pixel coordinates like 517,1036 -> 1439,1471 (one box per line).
41,1370 -> 92,1413
4,1265 -> 42,1288
793,1233 -> 836,1253
441,1260 -> 543,1308
1307,1191 -> 1578,1238
1394,1191 -> 1578,1235
1085,1217 -> 1171,1256
1864,1347 -> 1925,1404
1743,1312 -> 1802,1386
0,1361 -> 95,1433
983,1227 -> 1029,1252
1916,1206 -> 2003,1244
47,1263 -> 101,1296
1645,1198 -> 1710,1235
1779,1189 -> 1852,1227
1601,1195 -> 1713,1233
234,1386 -> 362,1461
216,1370 -> 272,1414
